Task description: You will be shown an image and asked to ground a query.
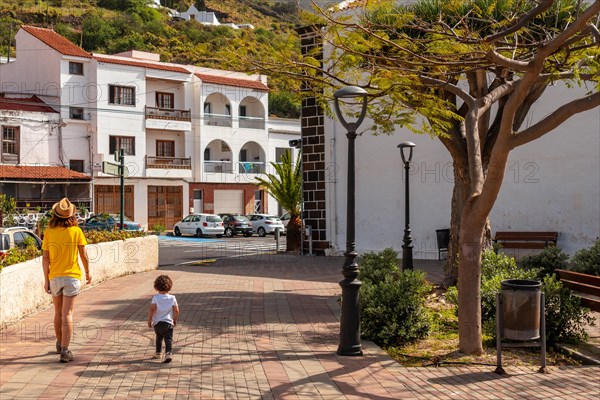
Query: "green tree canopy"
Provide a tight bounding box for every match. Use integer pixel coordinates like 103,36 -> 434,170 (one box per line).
241,0 -> 600,353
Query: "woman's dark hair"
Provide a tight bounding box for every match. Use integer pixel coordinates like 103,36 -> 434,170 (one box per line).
49,215 -> 78,228
154,275 -> 173,292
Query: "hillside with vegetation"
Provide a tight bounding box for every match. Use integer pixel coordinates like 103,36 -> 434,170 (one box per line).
0,0 -> 304,117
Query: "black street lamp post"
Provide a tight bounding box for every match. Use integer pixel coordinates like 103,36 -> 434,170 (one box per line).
398,141 -> 415,271
334,86 -> 368,356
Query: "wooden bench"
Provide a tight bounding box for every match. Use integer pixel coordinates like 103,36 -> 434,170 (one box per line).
493,231 -> 558,250
556,269 -> 600,312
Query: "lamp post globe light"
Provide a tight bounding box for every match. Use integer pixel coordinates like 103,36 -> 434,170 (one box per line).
398,141 -> 416,271
333,86 -> 368,356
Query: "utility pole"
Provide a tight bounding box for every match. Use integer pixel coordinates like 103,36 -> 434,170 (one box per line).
119,148 -> 125,230
7,23 -> 12,63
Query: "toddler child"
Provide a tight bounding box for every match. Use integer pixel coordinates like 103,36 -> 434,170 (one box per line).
147,275 -> 179,363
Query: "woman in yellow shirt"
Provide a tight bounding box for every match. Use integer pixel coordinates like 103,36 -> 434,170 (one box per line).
42,198 -> 91,363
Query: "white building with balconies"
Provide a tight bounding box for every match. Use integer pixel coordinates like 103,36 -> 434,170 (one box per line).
0,26 -> 300,228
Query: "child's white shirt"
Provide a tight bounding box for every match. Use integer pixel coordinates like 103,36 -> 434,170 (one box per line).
151,293 -> 178,326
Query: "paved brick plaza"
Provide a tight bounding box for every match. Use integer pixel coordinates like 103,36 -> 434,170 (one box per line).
1,255 -> 598,399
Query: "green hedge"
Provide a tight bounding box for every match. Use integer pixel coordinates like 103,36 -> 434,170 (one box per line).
359,249 -> 431,347
446,250 -> 594,344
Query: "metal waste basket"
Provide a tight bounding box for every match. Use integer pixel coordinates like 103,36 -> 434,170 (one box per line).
501,279 -> 541,340
495,279 -> 546,374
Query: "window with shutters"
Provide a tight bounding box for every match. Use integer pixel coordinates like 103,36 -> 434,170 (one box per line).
157,140 -> 175,157
1,126 -> 19,163
156,92 -> 174,109
109,135 -> 135,155
109,85 -> 136,106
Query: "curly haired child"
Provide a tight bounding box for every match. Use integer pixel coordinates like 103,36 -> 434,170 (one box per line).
147,275 -> 179,363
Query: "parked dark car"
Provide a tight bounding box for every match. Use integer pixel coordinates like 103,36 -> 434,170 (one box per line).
218,213 -> 253,237
82,214 -> 143,231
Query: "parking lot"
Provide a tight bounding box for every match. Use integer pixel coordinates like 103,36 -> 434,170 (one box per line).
158,232 -> 285,267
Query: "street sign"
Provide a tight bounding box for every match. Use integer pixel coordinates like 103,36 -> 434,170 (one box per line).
102,161 -> 129,177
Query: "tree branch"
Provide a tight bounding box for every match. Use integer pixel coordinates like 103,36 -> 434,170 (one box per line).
480,80 -> 518,113
486,50 -> 532,72
511,91 -> 600,148
483,0 -> 555,43
420,76 -> 476,107
535,1 -> 600,60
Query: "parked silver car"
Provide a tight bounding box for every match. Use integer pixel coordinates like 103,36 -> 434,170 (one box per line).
247,214 -> 285,237
173,214 -> 224,238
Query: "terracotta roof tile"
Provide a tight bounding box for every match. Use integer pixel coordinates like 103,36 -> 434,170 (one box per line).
21,25 -> 92,58
0,96 -> 58,113
95,55 -> 191,74
0,166 -> 91,180
195,73 -> 269,91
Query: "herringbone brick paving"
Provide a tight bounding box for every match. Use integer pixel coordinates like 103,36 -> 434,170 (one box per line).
1,255 -> 598,399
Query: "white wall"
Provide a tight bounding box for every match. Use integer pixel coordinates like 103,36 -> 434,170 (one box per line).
326,83 -> 599,258
0,109 -> 60,165
0,31 -> 62,98
145,80 -> 187,110
94,63 -> 147,177
0,236 -> 158,328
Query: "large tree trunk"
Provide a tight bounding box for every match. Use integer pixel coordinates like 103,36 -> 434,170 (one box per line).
444,166 -> 493,287
444,167 -> 468,287
457,210 -> 486,355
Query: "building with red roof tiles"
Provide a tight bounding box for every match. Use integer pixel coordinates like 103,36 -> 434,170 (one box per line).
0,26 -> 298,229
0,95 -> 58,114
0,94 -> 92,210
0,165 -> 90,180
194,73 -> 269,92
20,25 -> 93,58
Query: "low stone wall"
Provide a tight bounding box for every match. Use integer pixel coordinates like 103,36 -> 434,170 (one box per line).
0,235 -> 158,328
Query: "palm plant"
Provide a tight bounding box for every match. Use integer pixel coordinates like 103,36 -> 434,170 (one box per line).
255,150 -> 302,252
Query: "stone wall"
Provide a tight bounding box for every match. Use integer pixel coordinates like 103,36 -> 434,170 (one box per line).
298,26 -> 329,253
0,235 -> 159,328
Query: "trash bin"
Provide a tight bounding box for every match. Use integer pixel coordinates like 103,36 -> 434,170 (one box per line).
500,279 -> 542,341
435,229 -> 450,260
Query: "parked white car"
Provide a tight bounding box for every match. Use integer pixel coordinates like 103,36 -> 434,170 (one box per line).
173,214 -> 224,238
0,227 -> 42,257
280,212 -> 290,234
247,214 -> 285,237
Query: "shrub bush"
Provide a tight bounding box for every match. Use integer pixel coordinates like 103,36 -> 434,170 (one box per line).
446,251 -> 538,330
446,250 -> 593,344
84,229 -> 146,244
359,248 -> 400,285
359,249 -> 431,347
519,246 -> 569,278
570,239 -> 600,276
0,241 -> 42,271
361,270 -> 431,346
542,274 -> 595,343
151,223 -> 166,233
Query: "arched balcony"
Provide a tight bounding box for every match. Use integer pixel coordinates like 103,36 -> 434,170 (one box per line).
238,141 -> 266,174
204,139 -> 234,173
204,93 -> 232,127
238,97 -> 265,130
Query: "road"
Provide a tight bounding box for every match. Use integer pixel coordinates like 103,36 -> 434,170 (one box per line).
158,233 -> 284,267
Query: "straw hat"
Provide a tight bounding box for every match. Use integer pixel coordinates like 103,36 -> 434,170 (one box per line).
52,197 -> 76,219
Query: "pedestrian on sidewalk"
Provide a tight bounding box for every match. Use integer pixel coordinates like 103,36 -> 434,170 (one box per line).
42,197 -> 91,363
147,275 -> 179,363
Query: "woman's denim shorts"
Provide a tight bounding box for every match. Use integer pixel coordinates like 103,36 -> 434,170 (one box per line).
49,277 -> 82,297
